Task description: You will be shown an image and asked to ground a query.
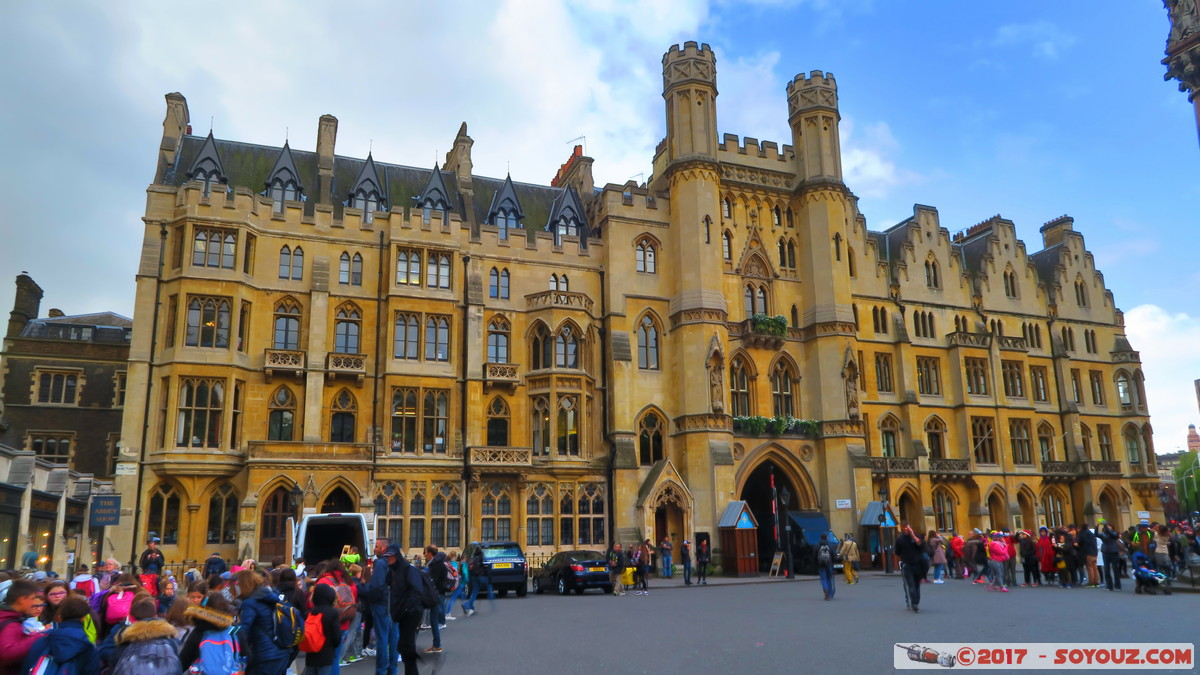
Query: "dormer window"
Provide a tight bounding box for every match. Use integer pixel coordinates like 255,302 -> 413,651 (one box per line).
353,189 -> 381,223
201,171 -> 223,198
270,179 -> 299,213
494,210 -> 519,240
555,216 -> 579,242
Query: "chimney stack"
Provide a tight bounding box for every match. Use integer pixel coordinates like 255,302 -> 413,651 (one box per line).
316,114 -> 339,204
7,274 -> 43,338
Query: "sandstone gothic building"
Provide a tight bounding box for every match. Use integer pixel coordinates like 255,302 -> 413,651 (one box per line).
113,43 -> 1160,568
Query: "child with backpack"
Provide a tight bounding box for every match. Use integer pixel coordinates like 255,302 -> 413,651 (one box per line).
100,595 -> 181,675
179,591 -> 242,675
96,576 -> 145,640
69,565 -> 97,599
300,584 -> 342,675
21,595 -> 102,675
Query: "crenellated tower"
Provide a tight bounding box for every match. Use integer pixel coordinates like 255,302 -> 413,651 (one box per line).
787,71 -> 843,185
662,41 -> 719,163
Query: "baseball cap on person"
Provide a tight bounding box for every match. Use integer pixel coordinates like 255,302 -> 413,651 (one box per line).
149,537 -> 161,543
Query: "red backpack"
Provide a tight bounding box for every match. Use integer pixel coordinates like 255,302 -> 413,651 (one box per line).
297,612 -> 326,653
74,577 -> 96,598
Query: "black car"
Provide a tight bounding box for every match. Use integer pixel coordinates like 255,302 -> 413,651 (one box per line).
463,541 -> 528,597
532,549 -> 613,595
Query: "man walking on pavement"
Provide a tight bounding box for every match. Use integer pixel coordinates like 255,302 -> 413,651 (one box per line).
386,544 -> 420,675
422,545 -> 448,655
369,538 -> 398,675
696,540 -> 710,585
839,534 -> 859,584
895,522 -> 926,613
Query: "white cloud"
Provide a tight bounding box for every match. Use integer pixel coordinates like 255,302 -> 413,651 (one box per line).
1124,305 -> 1200,453
991,21 -> 1077,60
841,119 -> 919,199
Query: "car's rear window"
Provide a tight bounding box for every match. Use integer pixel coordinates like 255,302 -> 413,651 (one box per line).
483,545 -> 523,559
566,550 -> 604,562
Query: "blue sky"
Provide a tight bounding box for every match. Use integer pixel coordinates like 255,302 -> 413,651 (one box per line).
1,1 -> 1196,449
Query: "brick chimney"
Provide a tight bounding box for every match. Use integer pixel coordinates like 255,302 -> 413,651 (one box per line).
7,274 -> 43,338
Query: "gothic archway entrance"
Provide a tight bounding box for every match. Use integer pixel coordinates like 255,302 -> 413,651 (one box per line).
987,491 -> 1008,531
1098,489 -> 1121,531
260,486 -> 294,561
1017,490 -> 1036,532
739,461 -> 798,572
897,491 -> 921,530
321,487 -> 354,514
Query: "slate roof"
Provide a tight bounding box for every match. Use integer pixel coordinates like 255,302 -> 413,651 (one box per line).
265,141 -> 303,192
485,173 -> 524,222
165,135 -> 567,231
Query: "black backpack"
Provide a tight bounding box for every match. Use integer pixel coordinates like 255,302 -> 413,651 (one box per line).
403,565 -> 440,612
817,545 -> 833,567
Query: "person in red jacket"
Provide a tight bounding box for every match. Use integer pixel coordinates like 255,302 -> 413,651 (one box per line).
0,578 -> 47,675
950,533 -> 966,579
1036,527 -> 1057,583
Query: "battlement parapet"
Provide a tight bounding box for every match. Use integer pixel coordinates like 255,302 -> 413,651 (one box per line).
786,70 -> 838,95
663,41 -> 717,91
718,133 -> 792,162
663,41 -> 716,63
786,70 -> 839,118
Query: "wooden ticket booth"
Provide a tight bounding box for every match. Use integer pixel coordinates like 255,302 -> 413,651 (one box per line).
719,501 -> 759,577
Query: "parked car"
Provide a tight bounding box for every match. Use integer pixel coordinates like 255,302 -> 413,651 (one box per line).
532,550 -> 613,595
463,541 -> 528,597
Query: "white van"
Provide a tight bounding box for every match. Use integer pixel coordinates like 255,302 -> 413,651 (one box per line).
292,513 -> 373,566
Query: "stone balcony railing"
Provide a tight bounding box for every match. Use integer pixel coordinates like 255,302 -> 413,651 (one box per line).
927,458 -> 971,479
471,446 -> 533,471
1042,460 -> 1081,481
947,331 -> 992,349
1085,460 -> 1123,476
732,318 -> 786,350
525,290 -> 594,312
996,335 -> 1029,352
484,362 -> 520,387
248,441 -> 373,463
869,457 -> 918,475
264,349 -> 305,382
327,352 -> 367,384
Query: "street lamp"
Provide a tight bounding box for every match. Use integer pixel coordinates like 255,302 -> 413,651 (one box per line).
878,486 -> 893,575
289,484 -> 304,512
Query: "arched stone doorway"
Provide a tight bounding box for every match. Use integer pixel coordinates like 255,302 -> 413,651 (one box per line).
738,457 -> 818,572
644,480 -> 690,574
321,487 -> 355,514
987,490 -> 1008,530
1098,488 -> 1121,531
260,486 -> 295,561
897,490 -> 921,531
1017,489 -> 1037,533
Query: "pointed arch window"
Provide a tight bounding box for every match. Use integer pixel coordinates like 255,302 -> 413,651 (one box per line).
847,246 -> 856,277
532,397 -> 551,455
771,362 -> 795,417
635,238 -> 657,273
972,416 -> 996,464
430,482 -> 462,548
744,283 -> 768,317
548,273 -> 569,292
487,316 -> 510,363
722,231 -> 733,260
1123,425 -> 1142,465
880,415 -> 899,458
267,386 -> 296,441
147,483 -> 181,545
531,324 -> 553,370
555,326 -> 578,368
526,484 -> 554,546
1080,423 -> 1094,459
422,390 -> 448,453
334,304 -> 361,354
427,253 -> 451,289
772,206 -> 781,227
330,389 -> 357,443
559,488 -> 576,545
1074,279 -> 1088,307
1038,422 -> 1056,462
925,259 -> 940,288
1042,491 -> 1065,528
408,487 -> 426,548
577,483 -> 605,546
925,417 -> 946,459
1116,372 -> 1134,407
425,315 -> 450,362
177,378 -> 223,448
722,198 -> 732,219
637,314 -> 659,370
486,397 -> 510,446
351,187 -> 381,223
481,483 -> 512,541
186,297 -> 231,348
390,387 -> 418,453
396,249 -> 421,286
340,252 -> 363,285
638,411 -> 664,466
375,482 -> 404,543
279,245 -> 292,280
556,395 -> 579,456
1003,268 -> 1018,298
273,299 -> 301,350
206,483 -> 239,544
932,488 -> 955,533
489,267 -> 511,299
192,228 -> 236,269
393,313 -> 419,360
730,356 -> 751,417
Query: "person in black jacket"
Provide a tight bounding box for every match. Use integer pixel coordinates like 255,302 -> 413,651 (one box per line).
305,584 -> 344,675
385,545 -> 420,675
894,523 -> 926,613
202,553 -> 228,581
1077,522 -> 1099,587
1097,522 -> 1122,591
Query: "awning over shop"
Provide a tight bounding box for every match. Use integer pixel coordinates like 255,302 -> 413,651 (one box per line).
860,501 -> 896,527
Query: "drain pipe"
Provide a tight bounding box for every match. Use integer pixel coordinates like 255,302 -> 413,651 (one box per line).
371,230 -> 386,493
599,269 -> 616,546
460,255 -> 473,542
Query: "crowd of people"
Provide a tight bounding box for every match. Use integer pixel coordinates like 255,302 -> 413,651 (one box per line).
888,519 -> 1200,613
0,537 -> 502,675
604,538 -> 712,595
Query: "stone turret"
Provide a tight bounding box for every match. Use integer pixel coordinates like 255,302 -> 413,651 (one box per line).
787,71 -> 843,185
662,41 -> 718,165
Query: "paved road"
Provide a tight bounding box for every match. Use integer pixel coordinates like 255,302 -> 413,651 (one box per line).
340,573 -> 1199,673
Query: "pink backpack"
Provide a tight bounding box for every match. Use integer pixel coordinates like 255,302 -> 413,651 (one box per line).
105,589 -> 135,625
